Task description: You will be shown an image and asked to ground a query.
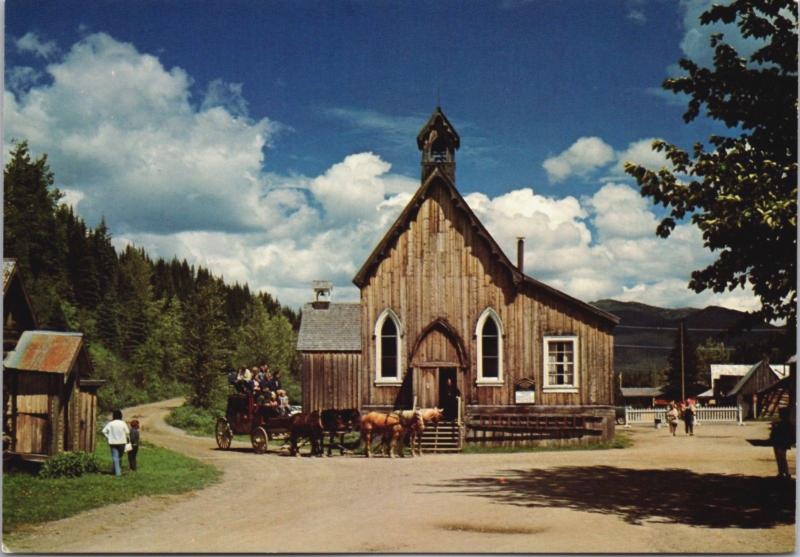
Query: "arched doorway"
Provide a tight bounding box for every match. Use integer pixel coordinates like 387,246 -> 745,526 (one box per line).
410,319 -> 467,416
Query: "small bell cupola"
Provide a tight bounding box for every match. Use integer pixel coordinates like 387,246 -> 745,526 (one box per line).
417,106 -> 460,183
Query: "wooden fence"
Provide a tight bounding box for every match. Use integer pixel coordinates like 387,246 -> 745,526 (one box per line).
623,405 -> 743,427
464,405 -> 614,446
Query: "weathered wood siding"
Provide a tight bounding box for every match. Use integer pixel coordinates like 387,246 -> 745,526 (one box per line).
361,179 -> 614,409
301,352 -> 361,412
12,372 -> 61,456
73,389 -> 98,453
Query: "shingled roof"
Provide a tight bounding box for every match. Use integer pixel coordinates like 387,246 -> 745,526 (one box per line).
352,168 -> 619,326
297,303 -> 361,352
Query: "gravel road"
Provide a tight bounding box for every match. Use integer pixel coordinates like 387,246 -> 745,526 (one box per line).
5,398 -> 795,553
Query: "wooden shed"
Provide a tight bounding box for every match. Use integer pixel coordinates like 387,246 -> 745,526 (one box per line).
298,107 -> 619,448
4,332 -> 102,461
725,359 -> 784,419
297,299 -> 361,412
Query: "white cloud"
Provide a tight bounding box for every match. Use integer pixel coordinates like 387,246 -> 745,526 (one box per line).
200,79 -> 249,118
4,32 -> 281,234
6,66 -> 44,96
16,31 -> 59,59
614,137 -> 671,175
3,32 -> 761,313
627,9 -> 646,24
585,182 -> 658,240
543,136 -> 615,182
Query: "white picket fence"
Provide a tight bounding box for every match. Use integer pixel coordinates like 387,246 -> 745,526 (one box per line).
624,405 -> 743,427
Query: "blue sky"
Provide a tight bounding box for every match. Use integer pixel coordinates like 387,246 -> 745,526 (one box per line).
4,0 -> 762,311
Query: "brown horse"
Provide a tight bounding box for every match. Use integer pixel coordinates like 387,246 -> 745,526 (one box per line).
321,408 -> 361,456
289,411 -> 324,457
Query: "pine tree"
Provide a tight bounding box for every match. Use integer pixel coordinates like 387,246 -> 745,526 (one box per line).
183,279 -> 230,408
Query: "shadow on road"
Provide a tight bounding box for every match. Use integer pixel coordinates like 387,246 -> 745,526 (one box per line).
424,466 -> 795,528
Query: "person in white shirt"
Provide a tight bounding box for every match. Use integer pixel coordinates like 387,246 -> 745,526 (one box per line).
101,409 -> 130,476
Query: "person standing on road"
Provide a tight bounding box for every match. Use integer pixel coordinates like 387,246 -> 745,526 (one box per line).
683,400 -> 696,436
666,403 -> 679,436
770,407 -> 795,479
102,409 -> 130,476
128,419 -> 141,472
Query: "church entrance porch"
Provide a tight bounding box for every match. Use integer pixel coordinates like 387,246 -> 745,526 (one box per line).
410,318 -> 466,415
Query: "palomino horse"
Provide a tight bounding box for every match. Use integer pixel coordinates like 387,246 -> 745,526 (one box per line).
408,407 -> 444,456
361,409 -> 424,458
384,409 -> 426,458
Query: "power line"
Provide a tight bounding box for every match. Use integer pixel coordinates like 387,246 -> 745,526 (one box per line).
615,324 -> 782,333
616,344 -> 673,350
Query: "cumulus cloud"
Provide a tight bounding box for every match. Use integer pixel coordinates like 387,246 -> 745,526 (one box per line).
16,31 -> 59,59
4,32 -> 281,234
3,32 -> 760,312
543,136 -> 615,182
200,79 -> 250,118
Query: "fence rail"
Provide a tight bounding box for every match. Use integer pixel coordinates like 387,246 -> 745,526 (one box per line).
624,405 -> 743,427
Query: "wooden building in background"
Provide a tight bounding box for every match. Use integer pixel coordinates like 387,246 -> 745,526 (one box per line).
725,359 -> 784,419
3,259 -> 103,462
3,259 -> 37,356
298,108 -> 619,446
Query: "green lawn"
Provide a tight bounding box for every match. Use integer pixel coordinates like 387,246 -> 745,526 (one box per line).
3,440 -> 221,533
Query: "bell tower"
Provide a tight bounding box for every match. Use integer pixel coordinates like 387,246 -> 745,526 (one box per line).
417,106 -> 460,183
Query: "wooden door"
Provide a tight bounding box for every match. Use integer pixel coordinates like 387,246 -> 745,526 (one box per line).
414,367 -> 438,408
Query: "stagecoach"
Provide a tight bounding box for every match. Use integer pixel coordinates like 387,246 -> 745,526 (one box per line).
214,393 -> 294,453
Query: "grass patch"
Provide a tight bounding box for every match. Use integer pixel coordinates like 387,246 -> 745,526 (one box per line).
3,439 -> 221,534
462,432 -> 633,454
165,403 -> 223,436
436,521 -> 546,535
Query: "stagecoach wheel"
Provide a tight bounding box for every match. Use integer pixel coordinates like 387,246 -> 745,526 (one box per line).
215,418 -> 233,450
251,427 -> 268,454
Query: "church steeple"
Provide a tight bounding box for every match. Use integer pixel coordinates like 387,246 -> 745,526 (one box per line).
417,106 -> 460,183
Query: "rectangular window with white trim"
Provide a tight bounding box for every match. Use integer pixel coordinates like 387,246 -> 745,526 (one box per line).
543,335 -> 578,392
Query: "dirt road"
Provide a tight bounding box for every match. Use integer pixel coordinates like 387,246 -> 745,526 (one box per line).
5,398 -> 795,553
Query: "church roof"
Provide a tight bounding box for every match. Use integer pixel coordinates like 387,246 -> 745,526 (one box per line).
297,303 -> 362,352
352,168 -> 619,326
416,106 -> 460,150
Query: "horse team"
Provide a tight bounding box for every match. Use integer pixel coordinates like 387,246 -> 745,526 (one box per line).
288,407 -> 444,458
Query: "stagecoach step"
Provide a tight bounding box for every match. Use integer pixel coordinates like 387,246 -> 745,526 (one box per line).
419,420 -> 463,453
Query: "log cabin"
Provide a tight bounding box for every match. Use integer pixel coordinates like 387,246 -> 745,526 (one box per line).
298,108 -> 619,448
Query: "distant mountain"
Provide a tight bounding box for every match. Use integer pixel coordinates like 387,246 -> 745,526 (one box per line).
590,299 -> 787,387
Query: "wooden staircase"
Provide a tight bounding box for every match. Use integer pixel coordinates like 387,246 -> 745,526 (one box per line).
419,420 -> 462,453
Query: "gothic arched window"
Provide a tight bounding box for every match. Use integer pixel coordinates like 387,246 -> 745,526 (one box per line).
375,309 -> 402,383
476,308 -> 503,384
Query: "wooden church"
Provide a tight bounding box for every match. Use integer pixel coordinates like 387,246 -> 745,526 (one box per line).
298,108 -> 619,446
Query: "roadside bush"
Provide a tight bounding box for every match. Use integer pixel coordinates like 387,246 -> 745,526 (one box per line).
39,451 -> 99,478
166,400 -> 225,436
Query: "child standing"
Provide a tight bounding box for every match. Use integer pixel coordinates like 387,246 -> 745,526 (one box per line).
128,419 -> 141,471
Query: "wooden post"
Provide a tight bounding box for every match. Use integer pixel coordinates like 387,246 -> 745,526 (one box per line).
680,320 -> 685,402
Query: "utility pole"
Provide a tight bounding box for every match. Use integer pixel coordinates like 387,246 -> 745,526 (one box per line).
680,319 -> 685,402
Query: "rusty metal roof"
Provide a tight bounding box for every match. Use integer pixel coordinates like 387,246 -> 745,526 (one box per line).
4,331 -> 84,374
3,259 -> 17,293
